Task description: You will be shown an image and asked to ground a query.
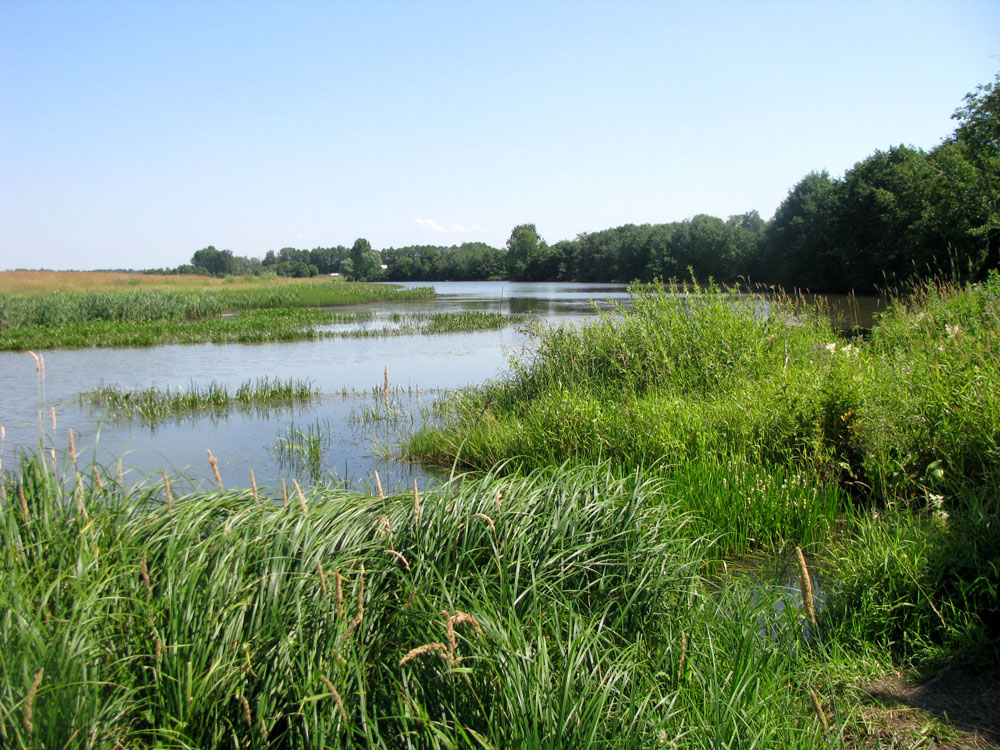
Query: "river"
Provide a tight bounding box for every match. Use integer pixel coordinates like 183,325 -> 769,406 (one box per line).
0,282 -> 630,495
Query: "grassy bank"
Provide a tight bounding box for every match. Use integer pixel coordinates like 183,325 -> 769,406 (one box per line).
2,452 -> 845,748
411,277 -> 1000,672
4,277 -> 999,746
0,280 -> 435,351
413,276 -> 999,502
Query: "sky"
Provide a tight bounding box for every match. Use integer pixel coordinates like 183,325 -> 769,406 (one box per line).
1,1 -> 998,271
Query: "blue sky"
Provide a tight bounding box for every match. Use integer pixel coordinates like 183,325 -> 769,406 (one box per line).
2,1 -> 998,271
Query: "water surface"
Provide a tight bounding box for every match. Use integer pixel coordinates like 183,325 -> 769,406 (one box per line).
0,282 -> 629,494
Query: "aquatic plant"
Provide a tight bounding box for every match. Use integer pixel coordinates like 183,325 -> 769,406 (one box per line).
271,419 -> 334,481
82,377 -> 320,423
0,282 -> 434,350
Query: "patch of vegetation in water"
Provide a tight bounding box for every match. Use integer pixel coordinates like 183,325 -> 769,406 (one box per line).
81,377 -> 320,423
0,281 -> 434,350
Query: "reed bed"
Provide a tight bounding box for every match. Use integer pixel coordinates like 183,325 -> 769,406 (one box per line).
410,275 -> 1000,674
328,311 -> 522,339
0,283 -> 434,350
0,451 -> 842,749
82,378 -> 320,422
413,276 -> 1000,506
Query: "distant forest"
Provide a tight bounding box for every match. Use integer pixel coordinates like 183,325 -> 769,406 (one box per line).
162,74 -> 998,295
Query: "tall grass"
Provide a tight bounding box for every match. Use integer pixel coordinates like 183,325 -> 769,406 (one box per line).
413,276 -> 1000,506
0,282 -> 435,350
0,451 -> 840,749
82,378 -> 320,423
409,275 -> 1000,674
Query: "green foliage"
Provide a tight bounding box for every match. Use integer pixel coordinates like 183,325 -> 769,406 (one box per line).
350,238 -> 383,281
0,454 -> 839,749
413,278 -> 999,532
0,282 -> 435,350
826,484 -> 1000,668
505,223 -> 545,281
82,377 -> 320,423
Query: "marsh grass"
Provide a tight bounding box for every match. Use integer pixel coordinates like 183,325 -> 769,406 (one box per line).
327,310 -> 523,339
271,420 -> 335,481
409,276 -> 1000,677
82,377 -> 320,423
0,282 -> 434,350
1,450 -> 850,749
413,276 -> 1000,508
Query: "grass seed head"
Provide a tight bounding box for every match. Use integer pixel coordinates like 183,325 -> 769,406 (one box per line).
24,667 -> 43,735
399,643 -> 449,666
384,549 -> 410,571
293,479 -> 308,516
320,676 -> 348,721
795,546 -> 817,626
207,449 -> 223,490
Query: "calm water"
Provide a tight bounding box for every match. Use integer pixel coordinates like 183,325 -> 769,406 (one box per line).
0,282 -> 630,494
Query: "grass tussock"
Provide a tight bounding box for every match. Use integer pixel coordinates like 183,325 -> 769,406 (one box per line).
410,275 -> 1000,672
0,453 -> 841,749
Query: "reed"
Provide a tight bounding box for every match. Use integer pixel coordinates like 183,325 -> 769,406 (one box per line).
0,450 -> 874,748
271,420 -> 333,481
0,282 -> 434,350
83,377 -> 320,423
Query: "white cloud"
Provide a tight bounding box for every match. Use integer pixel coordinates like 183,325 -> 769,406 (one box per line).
416,218 -> 489,233
415,218 -> 448,232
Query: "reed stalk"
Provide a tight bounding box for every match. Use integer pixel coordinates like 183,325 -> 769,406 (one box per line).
249,469 -> 259,505
207,449 -> 223,490
293,479 -> 308,517
24,667 -> 43,735
795,547 -> 817,627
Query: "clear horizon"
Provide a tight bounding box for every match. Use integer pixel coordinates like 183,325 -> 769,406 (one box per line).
2,1 -> 998,271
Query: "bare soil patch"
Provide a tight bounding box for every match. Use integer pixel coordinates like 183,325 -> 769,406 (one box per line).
850,662 -> 1000,749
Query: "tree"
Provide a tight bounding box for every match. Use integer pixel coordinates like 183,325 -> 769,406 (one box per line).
761,171 -> 845,291
191,246 -> 236,276
350,238 -> 382,281
506,224 -> 544,280
952,73 -> 1000,159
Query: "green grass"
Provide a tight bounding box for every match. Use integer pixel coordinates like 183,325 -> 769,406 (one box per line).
271,420 -> 335,481
0,283 -> 434,350
5,276 -> 1000,746
0,453 -> 844,749
81,377 -> 321,423
0,302 -> 521,351
410,275 -> 1000,674
328,311 -> 523,339
412,276 -> 1000,504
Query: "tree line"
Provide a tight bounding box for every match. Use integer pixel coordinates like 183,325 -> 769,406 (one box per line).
165,75 -> 998,294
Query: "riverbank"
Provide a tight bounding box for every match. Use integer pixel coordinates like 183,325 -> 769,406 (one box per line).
2,277 -> 998,747
0,275 -> 436,351
405,276 -> 1000,739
